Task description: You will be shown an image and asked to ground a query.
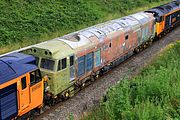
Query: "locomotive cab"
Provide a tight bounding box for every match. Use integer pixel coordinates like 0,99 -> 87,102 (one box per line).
0,53 -> 45,120
24,40 -> 75,97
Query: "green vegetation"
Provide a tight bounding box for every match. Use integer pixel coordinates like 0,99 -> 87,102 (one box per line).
83,41 -> 180,120
0,0 -> 170,54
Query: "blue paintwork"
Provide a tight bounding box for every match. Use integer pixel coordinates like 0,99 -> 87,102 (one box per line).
86,53 -> 94,72
0,83 -> 18,120
0,52 -> 37,85
146,0 -> 180,17
1,52 -> 36,64
78,56 -> 85,77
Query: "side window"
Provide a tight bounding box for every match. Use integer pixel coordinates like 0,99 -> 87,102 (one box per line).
21,77 -> 27,90
58,58 -> 67,71
109,43 -> 112,48
62,58 -> 67,69
94,49 -> 101,67
58,60 -> 61,71
30,70 -> 42,86
70,56 -> 74,66
30,71 -> 36,85
125,35 -> 129,40
35,70 -> 41,83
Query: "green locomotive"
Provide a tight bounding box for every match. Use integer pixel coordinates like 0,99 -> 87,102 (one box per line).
24,40 -> 75,97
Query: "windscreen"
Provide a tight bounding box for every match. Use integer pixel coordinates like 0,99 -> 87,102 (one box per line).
40,58 -> 55,71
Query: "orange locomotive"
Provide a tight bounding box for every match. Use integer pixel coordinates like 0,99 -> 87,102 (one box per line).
146,1 -> 180,37
0,53 -> 47,120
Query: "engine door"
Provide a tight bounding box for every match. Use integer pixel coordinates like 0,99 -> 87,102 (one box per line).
20,75 -> 30,110
29,69 -> 43,110
69,55 -> 75,81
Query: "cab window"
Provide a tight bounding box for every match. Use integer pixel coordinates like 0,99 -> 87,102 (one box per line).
58,58 -> 67,71
30,70 -> 42,86
21,77 -> 27,90
58,60 -> 61,71
70,55 -> 74,66
40,58 -> 55,71
62,58 -> 67,69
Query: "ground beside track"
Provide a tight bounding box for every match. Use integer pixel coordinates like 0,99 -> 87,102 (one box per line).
35,27 -> 180,120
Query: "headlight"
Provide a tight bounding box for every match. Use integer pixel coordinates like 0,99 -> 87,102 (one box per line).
45,86 -> 50,92
43,75 -> 49,82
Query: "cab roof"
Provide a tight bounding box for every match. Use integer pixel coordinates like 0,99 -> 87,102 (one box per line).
0,53 -> 37,85
28,40 -> 74,60
146,1 -> 180,17
1,52 -> 35,64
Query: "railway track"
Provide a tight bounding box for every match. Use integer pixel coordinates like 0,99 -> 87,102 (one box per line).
32,27 -> 180,120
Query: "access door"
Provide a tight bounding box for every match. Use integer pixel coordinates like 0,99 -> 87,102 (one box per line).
20,76 -> 30,110
70,55 -> 75,81
135,28 -> 142,46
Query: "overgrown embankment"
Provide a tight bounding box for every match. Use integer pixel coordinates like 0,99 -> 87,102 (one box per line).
83,41 -> 180,120
0,0 -> 170,54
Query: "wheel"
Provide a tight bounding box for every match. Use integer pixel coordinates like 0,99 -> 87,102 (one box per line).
80,82 -> 86,90
134,48 -> 139,53
90,75 -> 95,82
159,34 -> 161,38
62,90 -> 70,100
149,41 -> 153,46
37,107 -> 44,115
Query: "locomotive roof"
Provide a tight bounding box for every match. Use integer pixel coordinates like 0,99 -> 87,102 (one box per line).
1,52 -> 35,64
146,1 -> 180,16
176,0 -> 180,3
0,53 -> 37,85
28,11 -> 154,57
58,12 -> 146,47
58,35 -> 92,49
30,40 -> 74,59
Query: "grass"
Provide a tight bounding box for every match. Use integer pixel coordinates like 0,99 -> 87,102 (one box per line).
0,0 -> 170,55
82,41 -> 180,120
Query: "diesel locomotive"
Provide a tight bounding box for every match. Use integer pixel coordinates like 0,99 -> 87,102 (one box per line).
0,53 -> 47,120
0,1 -> 179,119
